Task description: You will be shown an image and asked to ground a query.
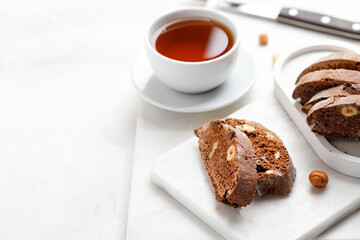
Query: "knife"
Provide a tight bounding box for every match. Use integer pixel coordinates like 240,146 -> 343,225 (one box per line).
207,1 -> 360,40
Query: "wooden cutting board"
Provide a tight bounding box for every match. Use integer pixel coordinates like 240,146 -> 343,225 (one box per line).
152,96 -> 360,240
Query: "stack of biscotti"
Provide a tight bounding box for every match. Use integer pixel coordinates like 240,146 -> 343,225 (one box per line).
194,119 -> 296,208
292,52 -> 360,140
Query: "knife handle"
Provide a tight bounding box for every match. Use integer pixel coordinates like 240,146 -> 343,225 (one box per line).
278,7 -> 360,39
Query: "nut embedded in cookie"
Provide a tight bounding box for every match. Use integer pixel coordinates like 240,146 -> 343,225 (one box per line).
341,105 -> 358,117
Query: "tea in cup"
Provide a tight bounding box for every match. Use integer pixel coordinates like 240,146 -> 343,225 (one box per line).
145,8 -> 240,94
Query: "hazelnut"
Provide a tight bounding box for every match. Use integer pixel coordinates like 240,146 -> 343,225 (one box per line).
265,132 -> 275,140
209,141 -> 218,159
227,145 -> 236,161
309,170 -> 329,188
266,169 -> 282,176
303,103 -> 312,110
236,124 -> 255,133
341,106 -> 358,117
265,169 -> 282,176
259,33 -> 268,45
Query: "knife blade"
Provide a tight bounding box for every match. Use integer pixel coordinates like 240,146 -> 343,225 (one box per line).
216,1 -> 360,40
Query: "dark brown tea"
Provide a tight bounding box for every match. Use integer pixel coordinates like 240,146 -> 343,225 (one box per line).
154,18 -> 234,62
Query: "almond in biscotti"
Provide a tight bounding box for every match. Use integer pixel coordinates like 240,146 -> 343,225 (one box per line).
194,120 -> 257,208
296,52 -> 360,84
224,119 -> 296,197
307,95 -> 360,139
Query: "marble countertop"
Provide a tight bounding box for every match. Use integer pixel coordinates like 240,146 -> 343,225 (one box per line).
0,0 -> 359,239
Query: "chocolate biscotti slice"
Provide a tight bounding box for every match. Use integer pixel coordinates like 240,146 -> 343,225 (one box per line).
224,119 -> 296,197
302,83 -> 360,114
307,95 -> 360,139
292,69 -> 360,105
296,52 -> 360,84
194,120 -> 257,208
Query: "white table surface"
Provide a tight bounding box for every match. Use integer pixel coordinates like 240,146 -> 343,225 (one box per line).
1,0 -> 359,240
0,0 -> 140,239
127,0 -> 360,240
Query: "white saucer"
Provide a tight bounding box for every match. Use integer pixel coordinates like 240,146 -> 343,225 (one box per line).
131,48 -> 256,113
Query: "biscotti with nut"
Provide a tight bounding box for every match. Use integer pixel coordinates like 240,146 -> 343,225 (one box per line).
292,69 -> 360,105
296,52 -> 360,84
194,120 -> 257,208
224,119 -> 296,196
306,95 -> 360,139
302,83 -> 360,114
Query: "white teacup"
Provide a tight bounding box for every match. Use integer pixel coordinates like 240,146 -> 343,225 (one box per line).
145,8 -> 240,94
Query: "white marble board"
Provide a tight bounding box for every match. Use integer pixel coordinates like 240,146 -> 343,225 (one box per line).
152,97 -> 360,240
